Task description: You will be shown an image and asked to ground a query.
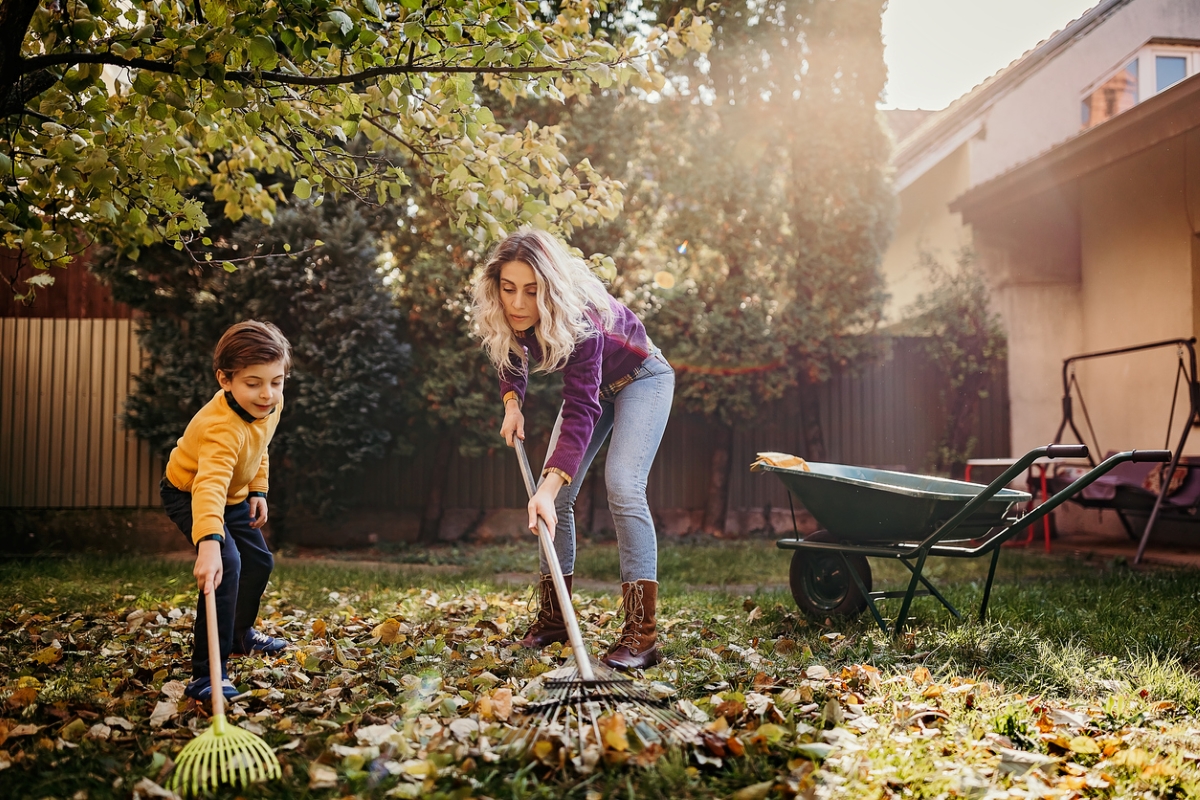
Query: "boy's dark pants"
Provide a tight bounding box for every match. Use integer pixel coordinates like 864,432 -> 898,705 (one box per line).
160,479 -> 274,679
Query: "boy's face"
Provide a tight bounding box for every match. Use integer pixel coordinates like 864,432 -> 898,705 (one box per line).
217,360 -> 287,419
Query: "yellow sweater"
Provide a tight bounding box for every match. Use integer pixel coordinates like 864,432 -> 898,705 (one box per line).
165,390 -> 283,544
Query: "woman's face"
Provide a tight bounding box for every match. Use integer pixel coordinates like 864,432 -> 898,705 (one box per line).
499,260 -> 540,331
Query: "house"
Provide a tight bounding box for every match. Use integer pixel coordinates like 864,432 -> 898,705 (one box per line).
881,0 -> 1200,464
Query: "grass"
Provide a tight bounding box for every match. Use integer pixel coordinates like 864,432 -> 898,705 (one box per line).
2,541 -> 1199,799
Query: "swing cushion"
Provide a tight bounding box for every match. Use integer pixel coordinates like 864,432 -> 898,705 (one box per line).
1049,452 -> 1200,511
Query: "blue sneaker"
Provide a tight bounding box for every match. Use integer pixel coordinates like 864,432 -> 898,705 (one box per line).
184,676 -> 240,702
233,628 -> 289,657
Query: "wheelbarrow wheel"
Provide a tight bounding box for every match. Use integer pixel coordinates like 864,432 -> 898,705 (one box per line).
789,531 -> 872,620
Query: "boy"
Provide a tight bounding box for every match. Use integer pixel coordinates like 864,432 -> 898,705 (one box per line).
161,320 -> 291,701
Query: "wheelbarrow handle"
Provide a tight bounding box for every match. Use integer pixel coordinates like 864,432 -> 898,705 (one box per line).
1132,449 -> 1172,462
513,439 -> 596,682
1045,444 -> 1089,459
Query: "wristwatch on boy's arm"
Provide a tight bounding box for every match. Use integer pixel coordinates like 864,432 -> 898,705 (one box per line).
197,534 -> 224,545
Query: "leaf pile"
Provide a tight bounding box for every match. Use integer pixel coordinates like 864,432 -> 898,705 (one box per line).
1,578 -> 1199,799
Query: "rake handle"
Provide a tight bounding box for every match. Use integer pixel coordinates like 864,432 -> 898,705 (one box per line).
514,439 -> 596,683
205,587 -> 225,717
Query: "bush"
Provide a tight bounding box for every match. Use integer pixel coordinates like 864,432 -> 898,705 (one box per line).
93,197 -> 410,524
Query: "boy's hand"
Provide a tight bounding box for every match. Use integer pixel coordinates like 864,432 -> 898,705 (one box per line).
249,496 -> 268,529
194,540 -> 223,595
501,401 -> 525,447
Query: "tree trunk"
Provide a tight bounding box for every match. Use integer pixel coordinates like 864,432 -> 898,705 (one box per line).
703,422 -> 733,535
0,0 -> 43,109
798,380 -> 827,462
420,432 -> 454,543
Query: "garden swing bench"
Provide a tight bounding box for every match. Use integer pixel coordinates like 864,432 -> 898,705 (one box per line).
1049,337 -> 1200,564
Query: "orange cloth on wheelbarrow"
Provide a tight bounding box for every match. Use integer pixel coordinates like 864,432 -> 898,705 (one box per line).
751,452 -> 812,472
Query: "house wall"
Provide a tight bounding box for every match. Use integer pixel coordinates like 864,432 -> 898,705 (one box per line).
879,144 -> 972,321
1074,137 -> 1198,455
971,0 -> 1200,186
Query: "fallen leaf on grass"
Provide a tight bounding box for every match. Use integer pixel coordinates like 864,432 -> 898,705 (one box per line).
995,746 -> 1059,775
309,763 -> 339,789
148,701 -> 177,729
131,777 -> 181,800
732,780 -> 774,800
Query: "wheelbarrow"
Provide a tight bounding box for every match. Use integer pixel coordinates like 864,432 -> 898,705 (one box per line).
751,445 -> 1171,637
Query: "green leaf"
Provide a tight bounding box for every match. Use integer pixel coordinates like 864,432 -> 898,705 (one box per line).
327,10 -> 354,35
248,35 -> 277,68
793,742 -> 834,762
222,261 -> 238,272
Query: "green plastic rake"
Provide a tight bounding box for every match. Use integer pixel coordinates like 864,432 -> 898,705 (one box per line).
169,589 -> 281,796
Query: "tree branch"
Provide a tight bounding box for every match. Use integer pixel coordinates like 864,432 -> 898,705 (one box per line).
16,52 -> 590,85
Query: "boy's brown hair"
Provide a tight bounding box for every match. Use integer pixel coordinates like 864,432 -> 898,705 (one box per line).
213,320 -> 292,377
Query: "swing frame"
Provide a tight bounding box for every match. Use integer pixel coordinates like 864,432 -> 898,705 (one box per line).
1053,336 -> 1200,564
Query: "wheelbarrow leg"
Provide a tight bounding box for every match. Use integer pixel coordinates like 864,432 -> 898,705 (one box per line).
978,547 -> 1002,624
900,558 -> 961,619
840,553 -> 888,635
893,552 -> 928,638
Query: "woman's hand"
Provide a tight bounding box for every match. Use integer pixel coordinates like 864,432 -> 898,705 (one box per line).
194,539 -> 223,595
249,496 -> 268,529
528,473 -> 565,540
501,400 -> 525,447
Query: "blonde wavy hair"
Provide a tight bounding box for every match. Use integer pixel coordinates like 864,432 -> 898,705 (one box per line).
471,228 -> 614,375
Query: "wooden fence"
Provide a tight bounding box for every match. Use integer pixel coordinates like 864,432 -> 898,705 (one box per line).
0,318 -> 162,507
357,338 -> 1011,512
0,321 -> 1009,512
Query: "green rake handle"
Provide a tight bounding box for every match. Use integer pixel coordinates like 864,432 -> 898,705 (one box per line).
514,439 -> 596,682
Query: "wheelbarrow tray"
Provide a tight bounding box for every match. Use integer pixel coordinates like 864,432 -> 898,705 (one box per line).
757,462 -> 1031,543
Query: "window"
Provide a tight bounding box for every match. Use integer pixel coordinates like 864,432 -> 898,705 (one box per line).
1081,59 -> 1137,130
1080,43 -> 1200,131
1156,55 -> 1188,91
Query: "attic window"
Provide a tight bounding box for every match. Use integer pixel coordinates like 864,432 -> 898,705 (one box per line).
1080,59 -> 1137,130
1081,44 -> 1200,131
1157,55 -> 1187,91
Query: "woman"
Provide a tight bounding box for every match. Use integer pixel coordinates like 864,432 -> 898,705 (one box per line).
471,228 -> 674,670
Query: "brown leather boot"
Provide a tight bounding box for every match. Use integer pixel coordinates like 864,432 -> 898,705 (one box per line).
517,573 -> 573,648
601,579 -> 662,671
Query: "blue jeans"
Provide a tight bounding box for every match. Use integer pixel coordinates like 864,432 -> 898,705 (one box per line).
541,350 -> 675,582
160,479 -> 275,680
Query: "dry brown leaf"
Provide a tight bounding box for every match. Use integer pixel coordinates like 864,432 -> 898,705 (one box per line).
371,618 -> 404,645
6,687 -> 37,708
598,713 -> 629,752
911,666 -> 932,684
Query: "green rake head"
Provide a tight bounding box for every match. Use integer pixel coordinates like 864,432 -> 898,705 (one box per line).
168,713 -> 281,796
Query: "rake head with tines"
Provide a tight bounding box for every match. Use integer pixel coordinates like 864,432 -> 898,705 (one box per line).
504,440 -> 703,757
169,589 -> 282,796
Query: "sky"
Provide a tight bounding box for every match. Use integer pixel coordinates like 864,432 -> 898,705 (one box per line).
881,0 -> 1103,110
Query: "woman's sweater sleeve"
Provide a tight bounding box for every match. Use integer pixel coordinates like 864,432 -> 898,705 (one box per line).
498,348 -> 528,407
544,334 -> 603,482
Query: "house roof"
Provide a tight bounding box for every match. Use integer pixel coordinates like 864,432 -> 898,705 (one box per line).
892,0 -> 1136,185
950,70 -> 1200,220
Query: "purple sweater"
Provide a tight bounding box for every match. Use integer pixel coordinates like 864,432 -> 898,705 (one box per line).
499,297 -> 651,481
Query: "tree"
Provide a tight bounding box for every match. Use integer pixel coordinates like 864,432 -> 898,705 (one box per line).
1,0 -> 711,295
622,0 -> 893,531
905,248 -> 1007,477
91,192 -> 411,527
